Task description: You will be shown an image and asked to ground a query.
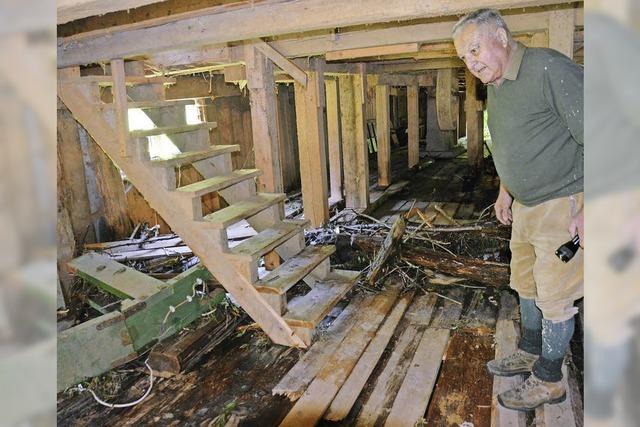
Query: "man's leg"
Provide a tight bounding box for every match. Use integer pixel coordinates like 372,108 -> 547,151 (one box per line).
498,194 -> 583,411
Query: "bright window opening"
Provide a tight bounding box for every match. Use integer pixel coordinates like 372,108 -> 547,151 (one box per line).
185,104 -> 203,125
127,109 -> 181,160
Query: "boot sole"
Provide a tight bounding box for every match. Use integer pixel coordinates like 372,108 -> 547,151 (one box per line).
486,365 -> 533,377
497,392 -> 567,412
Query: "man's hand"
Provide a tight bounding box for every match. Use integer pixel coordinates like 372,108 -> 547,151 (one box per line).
495,184 -> 513,225
568,208 -> 584,248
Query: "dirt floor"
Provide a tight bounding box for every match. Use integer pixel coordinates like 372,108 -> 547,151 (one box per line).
57,148 -> 584,426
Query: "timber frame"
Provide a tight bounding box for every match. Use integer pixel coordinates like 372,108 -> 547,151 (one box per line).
58,0 -> 583,346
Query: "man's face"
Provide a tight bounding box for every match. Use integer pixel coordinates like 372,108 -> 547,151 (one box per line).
453,23 -> 509,85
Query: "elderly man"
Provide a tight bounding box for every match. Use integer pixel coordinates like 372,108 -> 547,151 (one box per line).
453,9 -> 584,411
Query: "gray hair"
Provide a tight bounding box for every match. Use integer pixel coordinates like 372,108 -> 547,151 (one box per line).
452,8 -> 513,39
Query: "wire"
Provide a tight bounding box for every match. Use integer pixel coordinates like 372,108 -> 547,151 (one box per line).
75,360 -> 154,409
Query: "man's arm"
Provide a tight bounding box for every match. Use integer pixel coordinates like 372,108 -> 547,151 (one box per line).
542,53 -> 584,145
495,182 -> 513,225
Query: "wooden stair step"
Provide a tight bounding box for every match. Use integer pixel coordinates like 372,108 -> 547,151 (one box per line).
151,145 -> 240,168
202,193 -> 285,229
227,219 -> 307,261
130,122 -> 217,138
176,169 -> 260,197
284,269 -> 361,328
255,245 -> 335,295
62,75 -> 176,87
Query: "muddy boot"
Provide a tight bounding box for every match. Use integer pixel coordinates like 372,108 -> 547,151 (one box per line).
487,349 -> 538,376
497,373 -> 566,411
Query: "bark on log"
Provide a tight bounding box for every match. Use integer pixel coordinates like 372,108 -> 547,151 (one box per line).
352,234 -> 509,288
366,215 -> 406,285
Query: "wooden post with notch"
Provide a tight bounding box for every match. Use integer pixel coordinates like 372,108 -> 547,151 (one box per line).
294,57 -> 330,227
465,69 -> 484,174
325,77 -> 343,204
339,72 -> 369,210
407,84 -> 420,168
375,84 -> 390,188
110,59 -> 132,157
549,9 -> 575,59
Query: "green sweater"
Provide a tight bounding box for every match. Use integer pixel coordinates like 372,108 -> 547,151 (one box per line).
487,43 -> 583,206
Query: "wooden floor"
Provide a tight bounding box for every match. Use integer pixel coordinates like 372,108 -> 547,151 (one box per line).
57,154 -> 584,427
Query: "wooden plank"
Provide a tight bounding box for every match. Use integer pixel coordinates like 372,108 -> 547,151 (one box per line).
129,121 -> 217,138
355,294 -> 438,426
253,40 -> 307,86
294,58 -> 330,227
256,245 -> 335,295
110,59 -> 132,158
176,169 -> 261,197
150,145 -> 239,168
57,311 -> 136,391
491,292 -> 527,427
60,75 -> 176,86
273,295 -> 364,399
202,193 -> 286,229
57,0 -> 170,24
384,328 -> 451,427
279,285 -> 400,427
284,270 -> 360,328
325,292 -> 414,421
549,9 -> 575,59
245,45 -> 284,196
68,252 -> 168,300
424,331 -> 494,426
58,0 -> 575,67
326,43 -> 419,61
376,84 -> 391,188
325,78 -> 343,204
108,245 -> 193,262
339,73 -> 369,210
407,84 -> 420,168
436,68 -> 457,131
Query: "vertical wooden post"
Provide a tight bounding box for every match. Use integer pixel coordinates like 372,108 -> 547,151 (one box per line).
110,59 -> 132,158
245,45 -> 284,194
294,58 -> 330,227
325,78 -> 343,204
407,84 -> 420,169
339,73 -> 369,210
375,84 -> 390,188
465,69 -> 484,174
549,9 -> 575,59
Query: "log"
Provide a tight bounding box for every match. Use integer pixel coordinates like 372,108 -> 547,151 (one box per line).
366,215 -> 406,286
352,234 -> 509,287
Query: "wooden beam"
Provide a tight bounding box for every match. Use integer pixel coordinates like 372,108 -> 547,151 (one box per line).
549,9 -> 575,59
245,45 -> 283,195
57,0 -> 169,25
375,84 -> 391,188
142,9 -> 582,71
372,58 -> 465,74
436,68 -> 458,131
326,43 -> 419,61
407,84 -> 420,169
253,40 -> 307,86
58,2 -> 581,67
339,73 -> 369,210
465,69 -> 484,174
294,58 -> 330,227
325,78 -> 343,204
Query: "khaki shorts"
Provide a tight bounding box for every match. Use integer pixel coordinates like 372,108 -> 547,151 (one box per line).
509,193 -> 584,321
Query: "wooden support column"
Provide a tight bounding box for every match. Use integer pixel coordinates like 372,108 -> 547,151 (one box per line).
110,59 -> 132,158
245,45 -> 284,194
465,69 -> 484,174
407,84 -> 420,169
294,58 -> 330,227
325,78 -> 343,204
549,9 -> 575,59
339,72 -> 369,210
375,84 -> 390,188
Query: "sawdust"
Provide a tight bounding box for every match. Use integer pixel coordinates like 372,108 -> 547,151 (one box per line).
436,390 -> 468,426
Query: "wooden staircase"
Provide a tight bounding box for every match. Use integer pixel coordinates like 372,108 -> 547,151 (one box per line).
58,63 -> 360,348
